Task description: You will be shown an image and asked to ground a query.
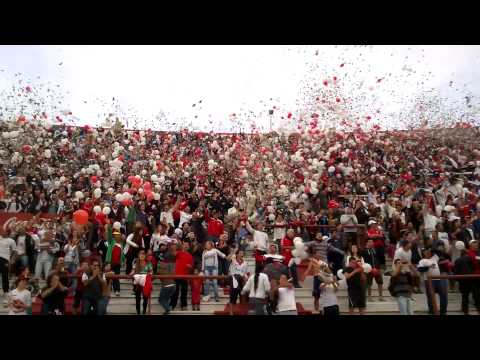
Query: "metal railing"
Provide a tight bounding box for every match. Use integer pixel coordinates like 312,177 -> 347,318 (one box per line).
39,273 -> 229,315
426,274 -> 480,315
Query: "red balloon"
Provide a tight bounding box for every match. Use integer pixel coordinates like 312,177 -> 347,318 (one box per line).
128,176 -> 135,183
73,210 -> 89,225
132,178 -> 142,189
95,212 -> 106,224
143,181 -> 152,191
146,192 -> 154,202
91,175 -> 98,183
22,145 -> 32,154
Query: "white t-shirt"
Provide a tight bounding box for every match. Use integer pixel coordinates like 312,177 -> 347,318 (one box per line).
437,232 -> 450,252
242,273 -> 271,299
277,287 -> 297,312
16,235 -> 26,256
394,247 -> 412,264
0,237 -> 16,262
253,231 -> 269,252
8,288 -> 32,315
424,213 -> 440,232
178,211 -> 192,228
320,284 -> 338,310
418,255 -> 440,280
160,211 -> 174,227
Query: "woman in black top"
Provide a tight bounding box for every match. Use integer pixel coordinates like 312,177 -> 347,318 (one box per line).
40,273 -> 69,315
216,235 -> 230,286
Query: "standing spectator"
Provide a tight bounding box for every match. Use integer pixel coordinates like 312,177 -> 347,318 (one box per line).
0,230 -> 16,303
82,260 -> 107,315
98,263 -> 114,315
466,239 -> 480,308
206,210 -> 224,244
271,274 -> 297,315
170,241 -> 193,311
64,236 -> 80,291
190,268 -> 203,311
40,273 -> 68,315
361,239 -> 385,301
34,229 -> 57,281
273,213 -> 287,247
106,226 -> 124,297
12,225 -> 35,272
319,272 -> 339,317
124,223 -> 145,275
7,276 -> 32,315
131,250 -> 153,315
340,207 -> 359,247
390,259 -> 417,315
418,247 -> 448,315
241,263 -> 271,315
305,250 -> 326,313
201,240 -> 226,302
216,234 -> 231,284
245,220 -> 269,265
157,248 -> 176,315
453,241 -> 478,315
343,257 -> 367,315
72,261 -> 89,315
228,249 -> 248,314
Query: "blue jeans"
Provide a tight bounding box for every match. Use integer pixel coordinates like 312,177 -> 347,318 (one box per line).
425,279 -> 448,315
98,297 -> 109,315
159,285 -> 176,313
203,266 -> 219,300
396,296 -> 413,315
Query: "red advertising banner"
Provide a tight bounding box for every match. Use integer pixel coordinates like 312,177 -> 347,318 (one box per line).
0,212 -> 58,232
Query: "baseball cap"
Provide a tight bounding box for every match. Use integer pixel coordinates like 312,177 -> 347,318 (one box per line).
368,220 -> 377,226
469,239 -> 478,245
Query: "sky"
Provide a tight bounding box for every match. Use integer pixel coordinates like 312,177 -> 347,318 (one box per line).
0,45 -> 479,132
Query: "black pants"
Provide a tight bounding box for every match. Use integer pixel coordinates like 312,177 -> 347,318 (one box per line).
323,305 -> 340,317
0,258 -> 10,293
125,249 -> 139,275
229,275 -> 245,304
460,280 -> 480,314
134,285 -> 149,315
111,263 -> 121,293
289,263 -> 300,286
170,279 -> 188,309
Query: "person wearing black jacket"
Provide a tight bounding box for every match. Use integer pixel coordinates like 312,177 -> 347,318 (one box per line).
454,241 -> 479,315
361,239 -> 384,301
13,227 -> 36,273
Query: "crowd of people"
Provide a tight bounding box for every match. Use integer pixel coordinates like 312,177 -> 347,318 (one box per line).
0,116 -> 480,315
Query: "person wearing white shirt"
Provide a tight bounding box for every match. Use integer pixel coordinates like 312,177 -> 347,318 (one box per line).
245,221 -> 269,262
273,274 -> 297,315
228,250 -> 248,313
178,209 -> 193,229
242,263 -> 271,315
8,276 -> 32,315
201,241 -> 227,302
0,232 -> 17,297
418,247 -> 448,315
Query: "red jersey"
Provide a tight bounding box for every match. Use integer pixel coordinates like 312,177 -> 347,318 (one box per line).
175,251 -> 193,276
207,218 -> 224,237
281,236 -> 294,265
468,249 -> 480,274
111,244 -> 122,265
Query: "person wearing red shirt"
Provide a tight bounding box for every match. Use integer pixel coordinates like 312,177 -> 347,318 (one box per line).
72,261 -> 89,315
110,232 -> 123,297
206,210 -> 224,244
280,229 -> 295,266
170,242 -> 193,311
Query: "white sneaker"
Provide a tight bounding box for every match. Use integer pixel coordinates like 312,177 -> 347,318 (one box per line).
202,295 -> 210,302
115,292 -> 120,297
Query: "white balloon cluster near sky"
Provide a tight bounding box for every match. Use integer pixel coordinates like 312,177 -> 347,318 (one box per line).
0,45 -> 479,132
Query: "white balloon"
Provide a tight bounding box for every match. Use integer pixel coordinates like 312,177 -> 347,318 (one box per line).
115,194 -> 123,202
102,207 -> 111,215
151,175 -> 158,182
311,187 -> 319,195
96,170 -> 103,177
113,221 -> 121,230
363,263 -> 372,274
138,188 -> 144,194
100,155 -> 106,161
337,269 -> 345,280
141,169 -> 148,176
153,193 -> 161,201
75,191 -> 84,199
93,188 -> 102,199
93,206 -> 102,214
107,187 -> 115,194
